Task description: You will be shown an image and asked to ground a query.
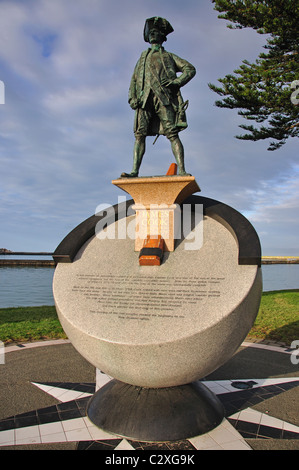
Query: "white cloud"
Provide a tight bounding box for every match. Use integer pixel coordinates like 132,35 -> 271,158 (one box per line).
246,167 -> 299,224
43,82 -> 124,113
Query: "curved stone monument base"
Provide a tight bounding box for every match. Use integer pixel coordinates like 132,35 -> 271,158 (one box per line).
87,379 -> 224,442
53,211 -> 262,388
53,193 -> 262,442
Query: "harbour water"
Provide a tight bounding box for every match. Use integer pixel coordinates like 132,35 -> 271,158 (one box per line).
0,266 -> 55,308
0,262 -> 298,309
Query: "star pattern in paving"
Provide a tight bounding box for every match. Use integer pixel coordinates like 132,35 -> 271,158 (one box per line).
0,375 -> 298,450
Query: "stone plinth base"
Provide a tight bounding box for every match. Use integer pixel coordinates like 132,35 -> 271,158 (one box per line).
112,175 -> 200,252
112,175 -> 200,206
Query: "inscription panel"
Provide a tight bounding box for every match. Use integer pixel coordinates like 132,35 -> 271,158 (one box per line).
71,273 -> 226,322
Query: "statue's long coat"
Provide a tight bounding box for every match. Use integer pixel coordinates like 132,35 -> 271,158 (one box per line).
129,48 -> 196,136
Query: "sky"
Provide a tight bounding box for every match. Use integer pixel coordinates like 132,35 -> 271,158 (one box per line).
0,0 -> 298,255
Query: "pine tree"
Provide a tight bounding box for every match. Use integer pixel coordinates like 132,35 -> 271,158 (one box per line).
209,0 -> 299,150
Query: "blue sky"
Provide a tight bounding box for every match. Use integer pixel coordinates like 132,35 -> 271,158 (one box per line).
0,0 -> 298,255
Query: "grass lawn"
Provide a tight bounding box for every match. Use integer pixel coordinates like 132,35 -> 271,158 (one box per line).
0,290 -> 298,346
248,289 -> 299,344
0,306 -> 67,344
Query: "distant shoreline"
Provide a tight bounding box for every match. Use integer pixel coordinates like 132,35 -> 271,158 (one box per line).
0,252 -> 55,266
0,252 -> 52,255
261,256 -> 299,264
0,259 -> 55,266
0,254 -> 298,266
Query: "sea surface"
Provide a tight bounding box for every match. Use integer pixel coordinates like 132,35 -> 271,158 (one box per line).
0,262 -> 298,309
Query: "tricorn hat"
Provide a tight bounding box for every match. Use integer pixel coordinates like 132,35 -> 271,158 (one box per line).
143,17 -> 174,43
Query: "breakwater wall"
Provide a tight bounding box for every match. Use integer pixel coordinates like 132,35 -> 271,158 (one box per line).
0,259 -> 55,266
0,257 -> 298,266
262,257 -> 299,264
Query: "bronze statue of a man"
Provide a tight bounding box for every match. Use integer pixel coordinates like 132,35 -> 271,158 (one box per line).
121,17 -> 196,177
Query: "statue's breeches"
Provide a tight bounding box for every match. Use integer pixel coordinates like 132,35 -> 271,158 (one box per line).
134,93 -> 178,139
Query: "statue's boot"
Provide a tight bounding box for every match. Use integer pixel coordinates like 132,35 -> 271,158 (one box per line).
170,137 -> 191,176
121,171 -> 138,178
121,137 -> 145,178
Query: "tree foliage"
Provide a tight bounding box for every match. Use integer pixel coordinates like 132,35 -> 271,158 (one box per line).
209,0 -> 299,150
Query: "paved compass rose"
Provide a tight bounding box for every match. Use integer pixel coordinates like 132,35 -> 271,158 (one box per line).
0,375 -> 298,450
0,340 -> 298,450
